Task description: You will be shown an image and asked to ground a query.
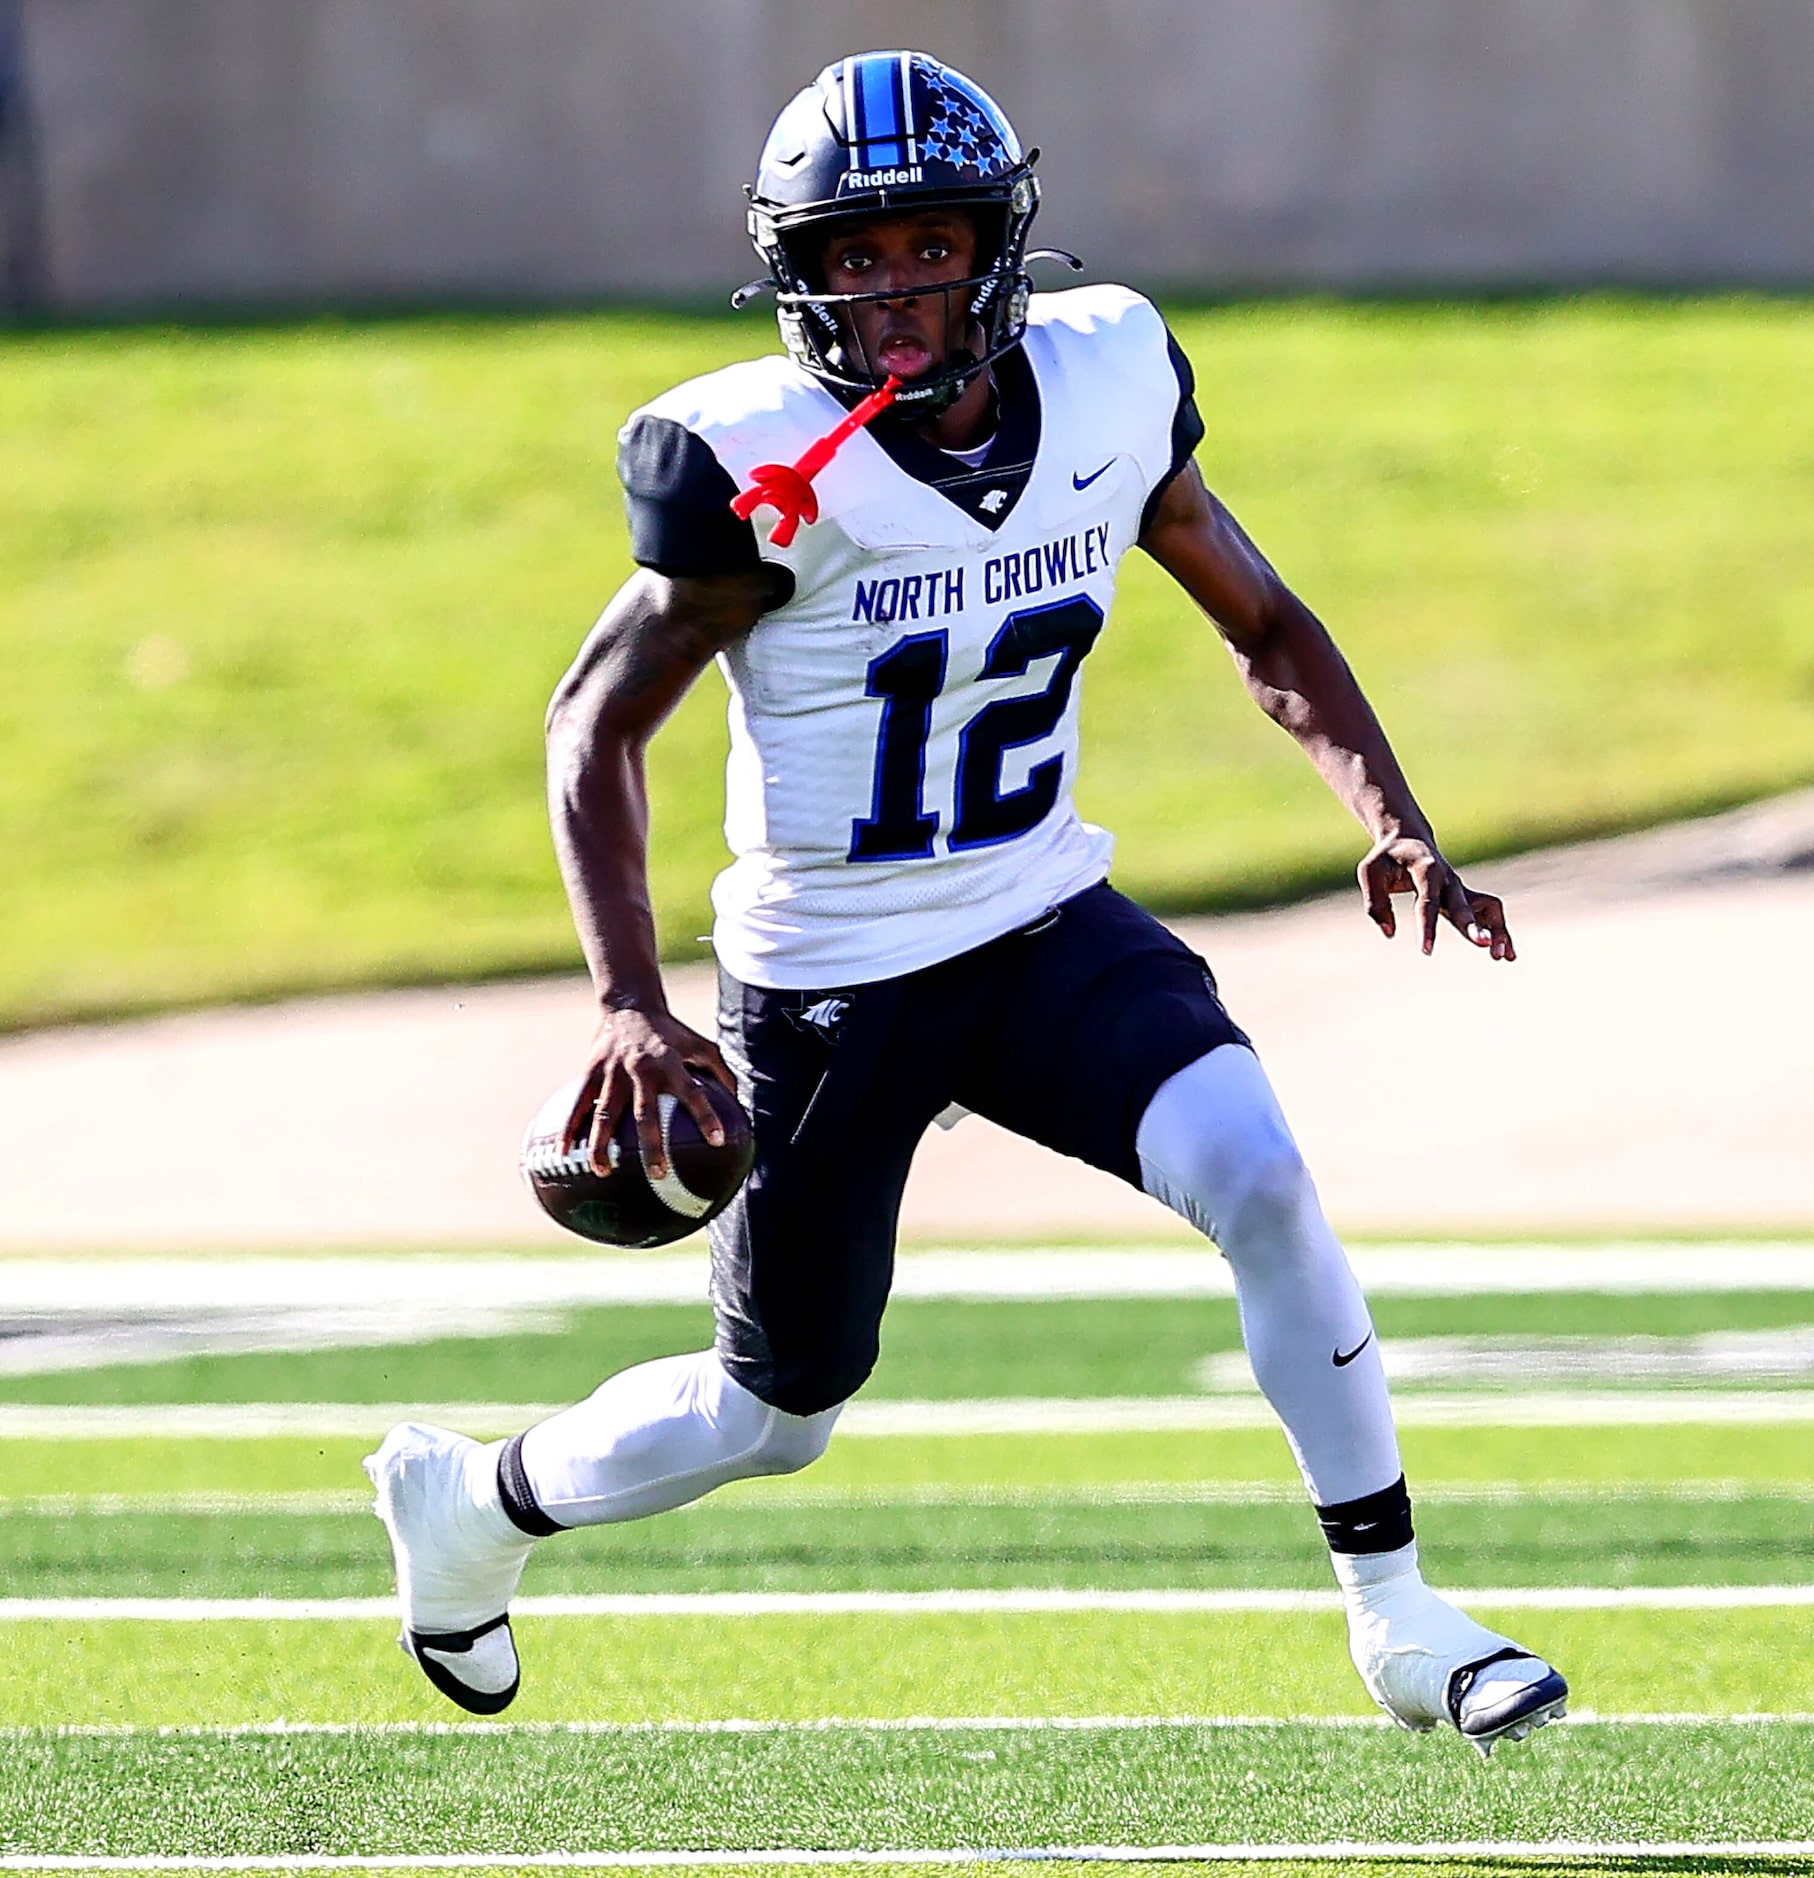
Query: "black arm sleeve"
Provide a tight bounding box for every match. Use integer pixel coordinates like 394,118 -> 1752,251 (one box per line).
1138,327 -> 1208,538
617,414 -> 786,590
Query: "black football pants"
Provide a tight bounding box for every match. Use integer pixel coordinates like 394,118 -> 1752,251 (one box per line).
707,882 -> 1246,1415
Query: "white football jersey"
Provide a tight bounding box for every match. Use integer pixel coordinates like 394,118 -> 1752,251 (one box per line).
626,286 -> 1193,989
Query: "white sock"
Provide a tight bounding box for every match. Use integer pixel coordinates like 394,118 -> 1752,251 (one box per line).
1136,1044 -> 1404,1507
466,1438 -> 534,1551
518,1349 -> 840,1528
1331,1538 -> 1422,1600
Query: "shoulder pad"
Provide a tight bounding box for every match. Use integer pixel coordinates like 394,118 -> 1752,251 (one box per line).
1025,283 -> 1163,344
629,356 -> 842,478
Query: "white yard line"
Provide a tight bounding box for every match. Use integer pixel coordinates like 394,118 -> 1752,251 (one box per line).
0,1492 -> 374,1517
5,1844 -> 1814,1870
0,1404 -> 553,1439
6,1585 -> 1814,1621
838,1393 -> 1814,1432
8,1711 -> 1814,1739
12,1391 -> 1814,1442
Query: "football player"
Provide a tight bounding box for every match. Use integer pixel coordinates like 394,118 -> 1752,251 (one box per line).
369,51 -> 1568,1751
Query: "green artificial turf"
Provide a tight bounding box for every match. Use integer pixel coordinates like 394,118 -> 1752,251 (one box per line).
7,1722 -> 1814,1868
3,1607 -> 1809,1728
5,300 -> 1814,1025
6,1721 -> 1814,1855
7,1422 -> 1814,1502
5,1488 -> 1810,1599
9,1289 -> 1814,1406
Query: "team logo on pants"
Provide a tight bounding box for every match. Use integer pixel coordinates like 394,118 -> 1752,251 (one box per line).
791,995 -> 852,1040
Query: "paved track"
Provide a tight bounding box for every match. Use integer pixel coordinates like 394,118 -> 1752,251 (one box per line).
3,796 -> 1811,1249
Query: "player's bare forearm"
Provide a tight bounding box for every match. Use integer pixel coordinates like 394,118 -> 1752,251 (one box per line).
1140,462 -> 1513,958
545,567 -> 769,1012
1140,465 -> 1428,838
546,566 -> 772,1166
1230,593 -> 1432,850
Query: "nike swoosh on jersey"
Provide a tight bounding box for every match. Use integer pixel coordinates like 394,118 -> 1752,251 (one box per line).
1332,1331 -> 1375,1368
1072,461 -> 1114,490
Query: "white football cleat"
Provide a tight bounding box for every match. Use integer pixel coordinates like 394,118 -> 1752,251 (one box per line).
1345,1566 -> 1568,1756
364,1422 -> 534,1715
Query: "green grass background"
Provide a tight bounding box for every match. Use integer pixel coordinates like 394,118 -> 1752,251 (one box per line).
10,1720 -> 1814,1851
7,1609 -> 1812,1728
8,1289 -> 1814,1406
9,1283 -> 1814,1864
9,1421 -> 1814,1499
5,298 -> 1814,1026
10,1491 -> 1812,1598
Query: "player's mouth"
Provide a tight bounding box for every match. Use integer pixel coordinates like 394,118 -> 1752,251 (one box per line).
873,328 -> 938,377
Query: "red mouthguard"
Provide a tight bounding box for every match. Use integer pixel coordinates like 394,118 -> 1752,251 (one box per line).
730,376 -> 903,547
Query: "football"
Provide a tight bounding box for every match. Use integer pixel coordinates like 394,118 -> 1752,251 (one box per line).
520,1074 -> 754,1247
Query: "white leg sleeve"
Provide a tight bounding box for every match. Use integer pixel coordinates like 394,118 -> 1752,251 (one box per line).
1135,1045 -> 1403,1507
517,1349 -> 840,1529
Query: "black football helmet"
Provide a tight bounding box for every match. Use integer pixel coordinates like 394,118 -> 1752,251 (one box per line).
742,51 -> 1049,415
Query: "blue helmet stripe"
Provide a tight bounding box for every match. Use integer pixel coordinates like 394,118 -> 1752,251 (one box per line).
854,54 -> 906,169
898,50 -> 919,163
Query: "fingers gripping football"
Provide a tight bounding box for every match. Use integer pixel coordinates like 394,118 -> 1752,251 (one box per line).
563,1010 -> 732,1179
523,1009 -> 753,1248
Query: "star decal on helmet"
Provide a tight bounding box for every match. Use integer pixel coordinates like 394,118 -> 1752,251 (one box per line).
920,87 -> 1009,177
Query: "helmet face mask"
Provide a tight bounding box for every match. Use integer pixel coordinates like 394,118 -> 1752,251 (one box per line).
795,270 -> 986,408
747,51 -> 1040,415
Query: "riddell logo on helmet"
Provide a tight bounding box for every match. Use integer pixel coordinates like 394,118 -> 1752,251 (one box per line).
842,165 -> 925,190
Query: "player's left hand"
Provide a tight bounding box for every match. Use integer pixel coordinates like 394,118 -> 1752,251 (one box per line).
1358,835 -> 1515,961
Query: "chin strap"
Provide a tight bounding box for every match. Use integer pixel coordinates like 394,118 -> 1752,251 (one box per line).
729,376 -> 903,547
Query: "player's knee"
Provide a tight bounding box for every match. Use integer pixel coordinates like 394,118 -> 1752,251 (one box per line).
1213,1123 -> 1317,1254
710,1351 -> 843,1476
721,1342 -> 873,1428
1154,1115 -> 1312,1253
747,1402 -> 840,1476
1138,1046 -> 1320,1254
762,1358 -> 872,1423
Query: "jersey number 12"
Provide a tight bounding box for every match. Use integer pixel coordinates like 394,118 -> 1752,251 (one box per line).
848,594 -> 1105,862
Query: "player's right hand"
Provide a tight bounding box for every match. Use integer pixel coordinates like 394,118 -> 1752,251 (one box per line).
560,1007 -> 734,1182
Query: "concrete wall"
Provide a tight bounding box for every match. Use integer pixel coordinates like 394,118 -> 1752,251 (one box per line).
17,0 -> 1814,313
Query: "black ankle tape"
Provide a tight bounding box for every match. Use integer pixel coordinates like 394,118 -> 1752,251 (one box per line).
1315,1473 -> 1414,1555
496,1432 -> 566,1537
